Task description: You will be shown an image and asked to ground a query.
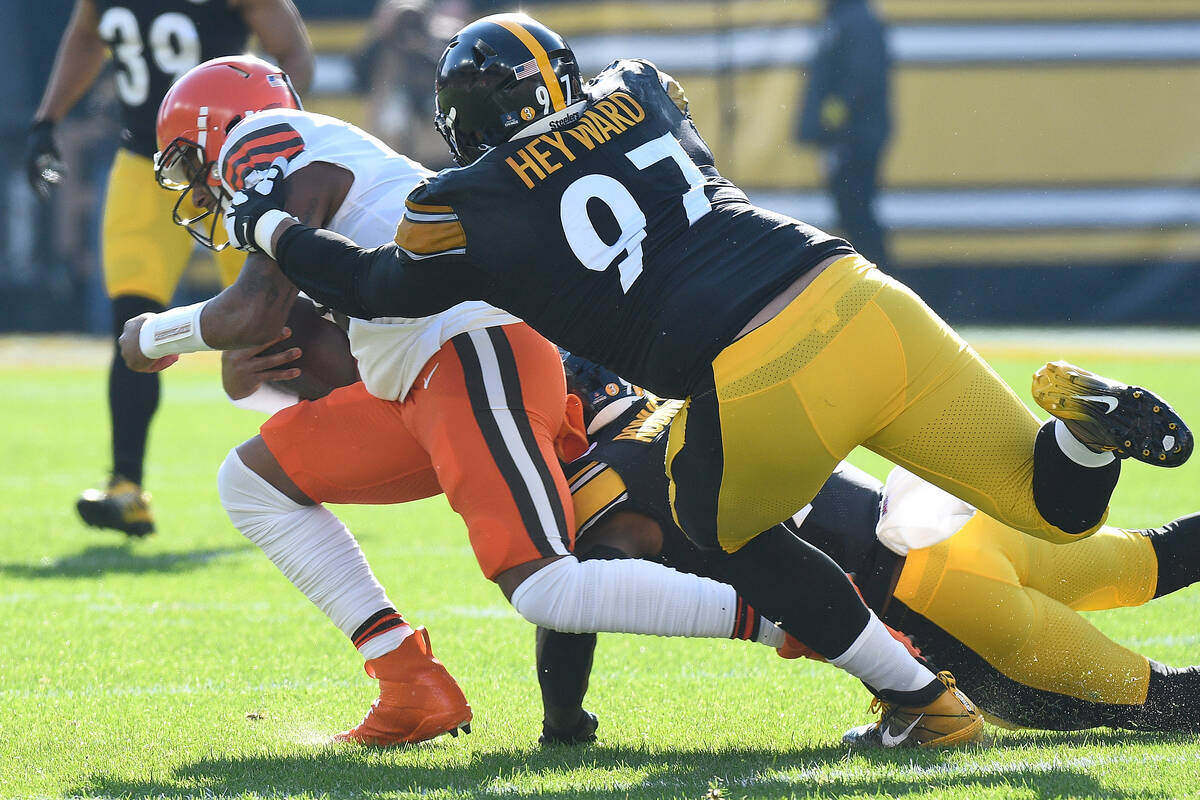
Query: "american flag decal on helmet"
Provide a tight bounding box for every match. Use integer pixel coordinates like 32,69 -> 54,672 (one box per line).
513,58 -> 540,80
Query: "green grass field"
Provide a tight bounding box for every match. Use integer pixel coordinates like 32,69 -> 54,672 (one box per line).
4,331 -> 1200,799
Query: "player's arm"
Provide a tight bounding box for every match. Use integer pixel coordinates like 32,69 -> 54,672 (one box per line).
33,0 -> 106,124
218,171 -> 489,319
27,0 -> 106,196
118,161 -> 351,370
233,0 -> 314,93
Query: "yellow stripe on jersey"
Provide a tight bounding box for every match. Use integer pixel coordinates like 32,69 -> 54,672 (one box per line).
495,19 -> 567,112
567,461 -> 600,485
394,217 -> 467,257
405,199 -> 455,214
570,465 -> 628,533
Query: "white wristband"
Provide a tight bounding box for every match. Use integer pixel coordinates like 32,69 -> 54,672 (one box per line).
254,209 -> 296,259
139,300 -> 214,359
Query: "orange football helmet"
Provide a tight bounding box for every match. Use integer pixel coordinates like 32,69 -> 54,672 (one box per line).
154,55 -> 302,249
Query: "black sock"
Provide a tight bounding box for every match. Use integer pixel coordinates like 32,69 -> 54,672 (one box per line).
109,295 -> 165,486
1143,513 -> 1200,598
713,524 -> 870,660
1032,419 -> 1120,535
535,626 -> 597,734
1128,660 -> 1200,732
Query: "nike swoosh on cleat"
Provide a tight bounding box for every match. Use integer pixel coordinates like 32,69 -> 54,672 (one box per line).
880,714 -> 924,747
1078,395 -> 1119,414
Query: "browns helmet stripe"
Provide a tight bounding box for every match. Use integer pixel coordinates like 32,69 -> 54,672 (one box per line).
494,18 -> 567,112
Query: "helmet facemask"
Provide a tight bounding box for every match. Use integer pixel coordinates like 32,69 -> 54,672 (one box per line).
154,136 -> 233,250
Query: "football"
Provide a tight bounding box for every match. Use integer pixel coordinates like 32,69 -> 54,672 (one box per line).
266,298 -> 359,400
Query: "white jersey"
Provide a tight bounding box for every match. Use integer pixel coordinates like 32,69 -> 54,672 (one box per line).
218,108 -> 519,401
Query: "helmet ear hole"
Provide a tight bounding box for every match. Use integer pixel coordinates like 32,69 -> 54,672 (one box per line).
225,115 -> 242,134
472,41 -> 495,68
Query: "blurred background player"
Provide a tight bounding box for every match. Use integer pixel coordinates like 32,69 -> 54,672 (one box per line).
354,0 -> 457,169
539,354 -> 1200,743
25,0 -> 312,538
795,0 -> 891,267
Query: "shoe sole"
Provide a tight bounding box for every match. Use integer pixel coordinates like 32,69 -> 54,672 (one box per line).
76,499 -> 154,537
1032,362 -> 1193,467
918,716 -> 984,748
332,714 -> 472,747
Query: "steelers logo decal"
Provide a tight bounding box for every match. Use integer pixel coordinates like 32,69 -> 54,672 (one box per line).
605,382 -> 620,396
520,106 -> 537,121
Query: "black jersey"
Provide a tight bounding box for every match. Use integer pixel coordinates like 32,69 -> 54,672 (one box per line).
567,396 -> 890,605
95,0 -> 249,157
349,59 -> 853,398
567,397 -> 686,540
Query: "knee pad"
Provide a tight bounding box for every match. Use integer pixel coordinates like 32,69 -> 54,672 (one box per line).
216,449 -> 307,544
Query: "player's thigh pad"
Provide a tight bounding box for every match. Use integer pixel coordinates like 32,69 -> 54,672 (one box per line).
405,323 -> 576,579
102,150 -> 196,304
260,381 -> 443,505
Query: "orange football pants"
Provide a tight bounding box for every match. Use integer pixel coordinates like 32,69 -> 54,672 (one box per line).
260,323 -> 577,580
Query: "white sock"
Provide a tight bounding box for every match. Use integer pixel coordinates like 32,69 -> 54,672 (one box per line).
217,450 -> 412,660
1054,418 -> 1117,467
828,613 -> 935,695
755,617 -> 785,648
509,555 -> 741,637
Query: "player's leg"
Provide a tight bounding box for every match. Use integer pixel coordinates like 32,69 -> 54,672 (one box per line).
830,143 -> 887,267
414,325 -> 773,642
890,514 -> 1200,732
859,262 -> 1188,539
538,472 -> 786,745
78,151 -> 193,537
224,381 -> 471,744
1135,514 -> 1200,601
667,395 -> 977,747
671,253 -> 1182,548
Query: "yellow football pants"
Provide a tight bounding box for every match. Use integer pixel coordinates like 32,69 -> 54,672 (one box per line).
896,512 -> 1157,708
102,149 -> 244,304
667,253 -> 1103,552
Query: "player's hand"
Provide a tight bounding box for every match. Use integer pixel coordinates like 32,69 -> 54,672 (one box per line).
220,328 -> 301,401
119,314 -> 180,373
25,120 -> 66,200
224,157 -> 289,254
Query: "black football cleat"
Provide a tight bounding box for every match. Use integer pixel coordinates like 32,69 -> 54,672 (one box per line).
539,710 -> 598,745
76,474 -> 155,537
1033,361 -> 1193,467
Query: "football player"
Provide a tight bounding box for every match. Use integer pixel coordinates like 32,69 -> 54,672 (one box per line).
27,0 -> 312,537
120,56 -> 803,745
220,13 -> 1192,747
539,356 -> 1200,743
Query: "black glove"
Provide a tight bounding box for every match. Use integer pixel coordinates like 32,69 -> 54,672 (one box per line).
25,120 -> 66,200
224,158 -> 289,254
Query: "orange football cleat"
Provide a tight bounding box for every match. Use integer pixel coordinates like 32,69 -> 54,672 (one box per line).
333,627 -> 472,746
779,621 -> 924,663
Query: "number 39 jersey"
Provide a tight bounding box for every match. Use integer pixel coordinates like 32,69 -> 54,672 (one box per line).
397,59 -> 853,398
96,0 -> 249,157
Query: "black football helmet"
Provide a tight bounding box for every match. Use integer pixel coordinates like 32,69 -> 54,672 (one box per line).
434,13 -> 583,166
560,350 -> 642,431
